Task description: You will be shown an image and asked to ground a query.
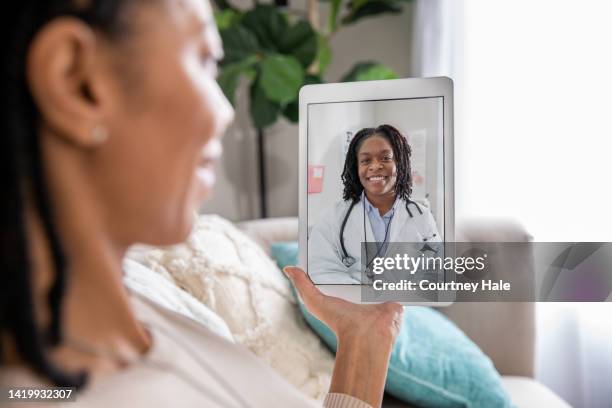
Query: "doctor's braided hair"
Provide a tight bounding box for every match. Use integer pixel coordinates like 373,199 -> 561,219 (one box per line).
341,124 -> 413,202
1,0 -> 142,390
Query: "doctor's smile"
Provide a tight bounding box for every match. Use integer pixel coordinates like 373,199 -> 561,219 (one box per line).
364,174 -> 392,187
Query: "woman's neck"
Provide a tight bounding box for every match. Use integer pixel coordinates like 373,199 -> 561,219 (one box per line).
364,191 -> 396,215
16,132 -> 151,374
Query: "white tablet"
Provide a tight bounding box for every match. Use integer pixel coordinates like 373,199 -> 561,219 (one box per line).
299,77 -> 454,305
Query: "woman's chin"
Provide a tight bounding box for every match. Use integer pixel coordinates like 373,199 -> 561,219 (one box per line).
365,187 -> 389,197
151,196 -> 204,246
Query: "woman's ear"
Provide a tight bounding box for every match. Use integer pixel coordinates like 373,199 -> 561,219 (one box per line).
27,17 -> 114,147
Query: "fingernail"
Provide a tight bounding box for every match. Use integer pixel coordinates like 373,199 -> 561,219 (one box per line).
283,267 -> 295,278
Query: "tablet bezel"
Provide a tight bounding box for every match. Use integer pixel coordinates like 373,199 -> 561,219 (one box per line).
299,77 -> 455,305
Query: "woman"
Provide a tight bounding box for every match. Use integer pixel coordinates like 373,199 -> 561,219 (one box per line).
0,0 -> 403,407
309,125 -> 441,284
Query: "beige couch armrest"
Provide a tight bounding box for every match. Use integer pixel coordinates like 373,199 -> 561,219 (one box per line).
439,302 -> 535,377
443,217 -> 536,377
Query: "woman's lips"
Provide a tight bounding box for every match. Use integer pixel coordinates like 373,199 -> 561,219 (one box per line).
196,140 -> 222,189
196,163 -> 216,187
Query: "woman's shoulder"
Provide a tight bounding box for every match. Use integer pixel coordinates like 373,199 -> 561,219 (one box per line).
314,199 -> 355,226
333,198 -> 357,212
0,366 -> 51,395
398,197 -> 431,214
123,259 -> 234,341
400,197 -> 438,224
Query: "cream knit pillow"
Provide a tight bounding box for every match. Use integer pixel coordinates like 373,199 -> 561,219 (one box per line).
125,215 -> 334,400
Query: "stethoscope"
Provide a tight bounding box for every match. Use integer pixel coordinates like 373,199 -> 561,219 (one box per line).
339,197 -> 424,269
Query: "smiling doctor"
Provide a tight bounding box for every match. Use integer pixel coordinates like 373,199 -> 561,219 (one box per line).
308,124 -> 441,284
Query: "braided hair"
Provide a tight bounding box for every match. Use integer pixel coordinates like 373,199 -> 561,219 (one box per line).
1,0 -> 140,389
341,124 -> 413,203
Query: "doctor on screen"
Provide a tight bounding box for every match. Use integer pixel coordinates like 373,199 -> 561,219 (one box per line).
308,124 -> 441,284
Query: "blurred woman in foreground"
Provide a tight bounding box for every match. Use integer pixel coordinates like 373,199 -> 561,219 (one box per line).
0,1 -> 403,406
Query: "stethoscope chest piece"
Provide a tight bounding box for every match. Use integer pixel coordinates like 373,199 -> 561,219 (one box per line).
342,255 -> 356,267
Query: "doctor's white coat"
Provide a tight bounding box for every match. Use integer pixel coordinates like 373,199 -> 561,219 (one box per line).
308,197 -> 441,284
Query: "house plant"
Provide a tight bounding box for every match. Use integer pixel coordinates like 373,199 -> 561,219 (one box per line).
214,0 -> 411,216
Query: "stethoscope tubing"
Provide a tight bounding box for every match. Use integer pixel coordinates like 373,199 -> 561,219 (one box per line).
340,197 -> 423,267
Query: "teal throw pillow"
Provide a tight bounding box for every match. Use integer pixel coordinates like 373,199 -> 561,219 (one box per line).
270,241 -> 512,408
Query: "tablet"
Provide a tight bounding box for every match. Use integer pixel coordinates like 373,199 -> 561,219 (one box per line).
299,77 -> 454,305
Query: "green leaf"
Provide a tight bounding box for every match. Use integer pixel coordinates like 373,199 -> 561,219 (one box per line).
260,54 -> 304,105
340,62 -> 399,82
279,21 -> 317,68
282,102 -> 299,123
217,56 -> 258,105
250,77 -> 281,128
282,75 -> 322,123
342,0 -> 404,25
220,25 -> 260,64
315,35 -> 332,76
244,67 -> 257,81
356,64 -> 398,80
328,0 -> 343,33
242,5 -> 288,52
215,9 -> 241,30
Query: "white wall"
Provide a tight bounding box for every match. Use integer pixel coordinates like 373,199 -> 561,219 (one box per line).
307,102 -> 376,228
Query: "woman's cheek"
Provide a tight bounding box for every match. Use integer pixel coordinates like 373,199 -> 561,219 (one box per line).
184,52 -> 233,135
171,51 -> 233,212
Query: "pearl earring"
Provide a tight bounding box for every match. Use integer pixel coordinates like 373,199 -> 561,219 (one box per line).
91,125 -> 109,144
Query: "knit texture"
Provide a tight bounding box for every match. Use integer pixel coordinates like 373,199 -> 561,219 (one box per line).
125,215 -> 335,400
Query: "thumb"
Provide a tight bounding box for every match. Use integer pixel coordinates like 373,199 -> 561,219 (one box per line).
283,266 -> 320,304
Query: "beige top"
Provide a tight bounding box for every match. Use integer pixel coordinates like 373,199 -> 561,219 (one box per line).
0,292 -> 372,408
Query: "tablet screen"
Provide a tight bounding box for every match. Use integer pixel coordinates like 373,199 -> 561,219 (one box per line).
306,97 -> 445,285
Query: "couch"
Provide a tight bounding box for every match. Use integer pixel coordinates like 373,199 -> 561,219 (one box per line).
236,217 -> 570,408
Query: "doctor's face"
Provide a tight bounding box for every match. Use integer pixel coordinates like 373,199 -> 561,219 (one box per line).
357,135 -> 398,198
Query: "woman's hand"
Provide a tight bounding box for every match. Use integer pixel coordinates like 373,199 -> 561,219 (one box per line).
283,266 -> 403,344
283,266 -> 403,408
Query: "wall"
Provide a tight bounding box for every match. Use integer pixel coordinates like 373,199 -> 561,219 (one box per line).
201,1 -> 415,221
307,102 -> 376,228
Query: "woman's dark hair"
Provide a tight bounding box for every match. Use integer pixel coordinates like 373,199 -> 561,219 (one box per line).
1,0 -> 138,389
341,124 -> 413,202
